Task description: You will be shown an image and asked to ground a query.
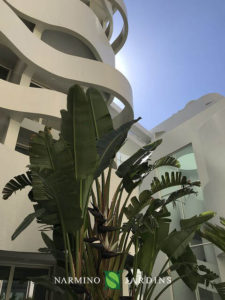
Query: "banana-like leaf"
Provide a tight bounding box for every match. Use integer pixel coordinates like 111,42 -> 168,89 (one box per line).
124,193 -> 153,220
41,232 -> 55,250
164,187 -> 197,207
116,139 -> 162,178
200,216 -> 225,253
122,162 -> 151,193
170,246 -> 198,290
122,175 -> 142,194
86,88 -> 113,139
11,208 -> 45,240
137,220 -> 170,276
150,171 -> 200,195
120,156 -> 181,194
44,170 -> 83,233
60,85 -> 98,179
161,212 -> 215,259
2,171 -> 32,200
30,129 -> 83,233
95,118 -> 141,177
161,229 -> 196,260
153,156 -> 180,169
180,211 -> 215,231
213,282 -> 225,298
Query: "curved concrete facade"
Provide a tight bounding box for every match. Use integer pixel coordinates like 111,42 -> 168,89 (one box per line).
0,0 -> 133,129
0,0 -> 136,253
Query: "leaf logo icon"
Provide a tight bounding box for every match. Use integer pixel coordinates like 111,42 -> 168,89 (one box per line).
104,271 -> 121,290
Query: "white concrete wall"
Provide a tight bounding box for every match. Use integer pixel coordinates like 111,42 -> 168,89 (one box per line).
0,144 -> 45,252
143,94 -> 225,298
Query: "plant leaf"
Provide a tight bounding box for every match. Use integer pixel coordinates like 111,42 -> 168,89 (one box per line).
180,211 -> 215,231
137,220 -> 170,276
95,118 -> 141,177
161,212 -> 215,259
200,216 -> 225,252
153,156 -> 180,169
41,232 -> 55,250
30,129 -> 83,233
116,140 -> 162,178
150,171 -> 200,195
213,282 -> 225,298
2,172 -> 32,200
86,87 -> 113,139
60,85 -> 98,179
11,208 -> 45,240
170,246 -> 198,290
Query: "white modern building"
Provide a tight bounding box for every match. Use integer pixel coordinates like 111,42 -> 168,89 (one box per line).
0,0 -> 225,299
142,93 -> 225,300
0,0 -> 150,298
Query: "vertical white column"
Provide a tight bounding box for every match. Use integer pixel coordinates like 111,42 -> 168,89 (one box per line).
4,119 -> 20,150
4,24 -> 45,149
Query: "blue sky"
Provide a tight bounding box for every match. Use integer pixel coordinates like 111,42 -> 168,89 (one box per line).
114,0 -> 225,129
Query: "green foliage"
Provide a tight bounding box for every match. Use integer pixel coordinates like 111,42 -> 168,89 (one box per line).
11,208 -> 45,240
213,282 -> 225,298
30,128 -> 83,233
2,171 -> 31,200
60,85 -> 98,179
150,171 -> 200,195
2,84 -> 221,299
200,216 -> 225,252
116,139 -> 162,178
95,117 -> 140,177
161,212 -> 214,259
86,88 -> 113,139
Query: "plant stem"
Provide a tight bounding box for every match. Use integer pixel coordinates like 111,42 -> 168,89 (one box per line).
118,191 -> 132,226
66,233 -> 76,280
76,231 -> 80,277
108,180 -> 123,220
105,165 -> 112,212
95,178 -> 102,208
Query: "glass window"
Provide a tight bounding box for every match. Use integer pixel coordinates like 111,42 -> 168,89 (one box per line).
156,144 -> 220,299
0,266 -> 10,300
0,65 -> 10,80
0,266 -> 49,300
30,82 -> 42,88
15,127 -> 34,155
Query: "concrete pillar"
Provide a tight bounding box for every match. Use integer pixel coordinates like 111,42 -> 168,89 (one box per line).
8,60 -> 26,84
4,118 -> 20,150
20,66 -> 34,87
33,23 -> 44,39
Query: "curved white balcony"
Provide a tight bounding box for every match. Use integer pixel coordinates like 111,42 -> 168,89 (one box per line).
0,0 -> 133,127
